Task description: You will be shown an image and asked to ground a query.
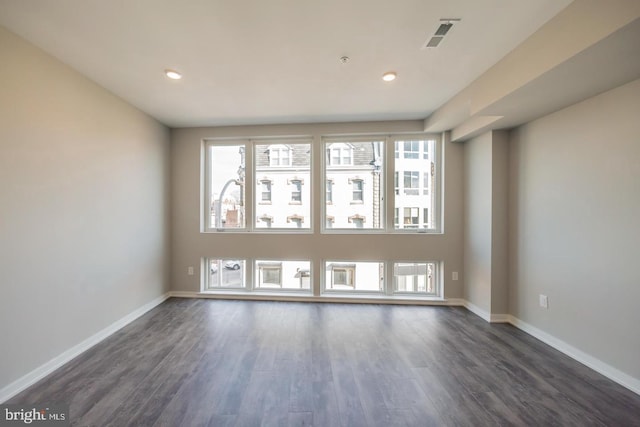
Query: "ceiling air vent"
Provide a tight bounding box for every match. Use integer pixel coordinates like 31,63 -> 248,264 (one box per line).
434,22 -> 453,36
423,18 -> 460,49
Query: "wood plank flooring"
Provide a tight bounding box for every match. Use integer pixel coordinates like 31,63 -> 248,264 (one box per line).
8,298 -> 640,426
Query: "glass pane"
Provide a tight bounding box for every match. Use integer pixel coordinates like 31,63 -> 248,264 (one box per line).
207,259 -> 246,289
209,144 -> 245,229
255,142 -> 311,229
325,261 -> 384,292
404,141 -> 419,159
291,180 -> 302,202
393,262 -> 436,294
394,140 -> 435,230
255,260 -> 311,290
325,141 -> 384,229
260,181 -> 271,201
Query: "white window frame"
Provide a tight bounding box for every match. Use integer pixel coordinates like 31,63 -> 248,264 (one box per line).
202,258 -> 442,299
204,138 -> 312,233
321,134 -> 441,234
204,134 -> 440,235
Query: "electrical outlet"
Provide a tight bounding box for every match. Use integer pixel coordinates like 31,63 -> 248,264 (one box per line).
539,294 -> 548,309
187,266 -> 194,276
452,271 -> 459,281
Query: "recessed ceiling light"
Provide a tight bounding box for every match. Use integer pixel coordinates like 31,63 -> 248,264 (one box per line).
382,71 -> 397,82
165,69 -> 182,80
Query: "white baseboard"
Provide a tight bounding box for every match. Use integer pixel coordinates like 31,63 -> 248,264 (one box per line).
0,293 -> 170,404
463,300 -> 491,322
489,313 -> 510,323
445,298 -> 466,306
462,301 -> 509,323
507,315 -> 640,396
168,291 -> 199,298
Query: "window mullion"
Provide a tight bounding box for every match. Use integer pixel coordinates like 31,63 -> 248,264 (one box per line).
386,136 -> 395,231
245,141 -> 254,231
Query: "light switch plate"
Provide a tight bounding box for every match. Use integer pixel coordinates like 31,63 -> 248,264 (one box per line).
539,294 -> 548,309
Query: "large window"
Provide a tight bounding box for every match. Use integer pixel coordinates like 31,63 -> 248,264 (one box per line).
203,259 -> 441,298
202,133 -> 442,301
205,135 -> 439,234
324,140 -> 384,230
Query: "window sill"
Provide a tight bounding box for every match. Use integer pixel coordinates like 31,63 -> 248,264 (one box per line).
196,291 -> 447,305
203,229 -> 313,234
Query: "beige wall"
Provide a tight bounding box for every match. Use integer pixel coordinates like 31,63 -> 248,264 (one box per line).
509,78 -> 640,380
463,130 -> 509,318
463,132 -> 493,313
170,123 -> 464,298
491,131 -> 509,315
0,27 -> 170,391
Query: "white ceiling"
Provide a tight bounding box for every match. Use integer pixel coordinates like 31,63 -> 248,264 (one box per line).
0,0 -> 572,128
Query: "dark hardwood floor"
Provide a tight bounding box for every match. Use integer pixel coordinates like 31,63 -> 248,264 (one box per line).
9,298 -> 640,426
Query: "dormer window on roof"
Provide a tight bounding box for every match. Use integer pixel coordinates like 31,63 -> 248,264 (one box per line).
268,145 -> 291,167
326,143 -> 353,166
